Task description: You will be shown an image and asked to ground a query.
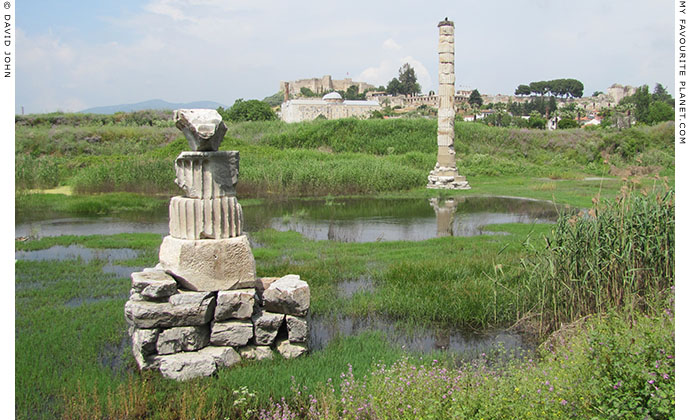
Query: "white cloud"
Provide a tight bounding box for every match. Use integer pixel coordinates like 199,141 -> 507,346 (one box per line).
383,38 -> 402,51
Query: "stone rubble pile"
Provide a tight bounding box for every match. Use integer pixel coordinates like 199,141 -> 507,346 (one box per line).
124,109 -> 310,381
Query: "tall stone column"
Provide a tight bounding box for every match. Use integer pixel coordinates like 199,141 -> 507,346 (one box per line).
427,18 -> 470,190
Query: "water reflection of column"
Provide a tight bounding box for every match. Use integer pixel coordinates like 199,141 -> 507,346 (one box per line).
429,198 -> 458,237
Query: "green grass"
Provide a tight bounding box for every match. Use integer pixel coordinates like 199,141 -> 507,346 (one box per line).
15,117 -> 674,196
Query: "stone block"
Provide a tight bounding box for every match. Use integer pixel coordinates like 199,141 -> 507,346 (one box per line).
174,151 -> 239,198
439,52 -> 454,63
197,346 -> 241,368
262,274 -> 310,317
439,63 -> 454,74
439,73 -> 455,85
437,133 -> 454,147
438,42 -> 454,53
168,196 -> 243,240
439,25 -> 454,35
239,345 -> 274,361
252,309 -> 285,345
215,289 -> 256,320
437,127 -> 455,137
133,328 -> 160,356
131,270 -> 178,299
275,338 -> 307,359
158,352 -> 217,381
286,315 -> 308,343
210,319 -> 254,347
439,34 -> 454,44
437,108 -> 455,119
438,96 -> 455,110
438,85 -> 455,97
156,325 -> 210,355
159,235 -> 256,292
255,277 -> 279,303
124,291 -> 215,329
173,109 -> 227,152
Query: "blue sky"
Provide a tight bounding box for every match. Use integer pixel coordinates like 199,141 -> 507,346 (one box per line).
15,0 -> 674,114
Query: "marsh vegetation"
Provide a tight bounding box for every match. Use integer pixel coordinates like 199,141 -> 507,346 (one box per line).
14,113 -> 674,419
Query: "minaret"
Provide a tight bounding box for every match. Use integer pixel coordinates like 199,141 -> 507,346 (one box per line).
427,18 -> 470,190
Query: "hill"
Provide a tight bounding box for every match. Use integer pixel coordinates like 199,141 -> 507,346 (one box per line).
80,99 -> 226,114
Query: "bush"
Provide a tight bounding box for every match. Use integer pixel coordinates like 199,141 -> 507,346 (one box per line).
221,99 -> 277,122
557,118 -> 578,129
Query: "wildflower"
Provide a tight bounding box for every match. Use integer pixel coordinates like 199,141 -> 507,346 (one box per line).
561,400 -> 568,405
648,380 -> 655,385
663,373 -> 670,380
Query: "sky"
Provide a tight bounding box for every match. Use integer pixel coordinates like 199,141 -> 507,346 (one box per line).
15,0 -> 675,114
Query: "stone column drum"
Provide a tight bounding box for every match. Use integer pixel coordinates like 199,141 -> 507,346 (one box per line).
427,18 -> 471,190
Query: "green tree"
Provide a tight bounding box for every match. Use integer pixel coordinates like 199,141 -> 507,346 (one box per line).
623,85 -> 651,124
648,101 -> 674,124
469,89 -> 483,108
652,83 -> 674,106
515,84 -> 531,96
224,99 -> 277,122
386,78 -> 403,95
388,63 -> 421,96
344,85 -> 364,100
592,91 -> 604,97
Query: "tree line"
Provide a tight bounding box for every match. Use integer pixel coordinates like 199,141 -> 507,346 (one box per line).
515,79 -> 584,98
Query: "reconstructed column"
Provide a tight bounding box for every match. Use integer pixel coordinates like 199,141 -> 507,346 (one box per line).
427,18 -> 471,190
125,110 -> 310,381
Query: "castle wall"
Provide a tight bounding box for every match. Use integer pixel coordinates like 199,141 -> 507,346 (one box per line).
281,76 -> 376,96
280,100 -> 381,123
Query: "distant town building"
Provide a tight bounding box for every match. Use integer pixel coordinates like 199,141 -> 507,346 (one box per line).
280,92 -> 381,123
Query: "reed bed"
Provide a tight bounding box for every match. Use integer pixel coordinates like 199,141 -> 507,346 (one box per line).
522,186 -> 674,334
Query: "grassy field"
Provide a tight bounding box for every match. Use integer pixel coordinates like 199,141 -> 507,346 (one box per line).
14,114 -> 675,418
15,116 -> 674,197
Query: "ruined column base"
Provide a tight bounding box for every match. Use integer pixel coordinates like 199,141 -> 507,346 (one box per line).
426,165 -> 471,190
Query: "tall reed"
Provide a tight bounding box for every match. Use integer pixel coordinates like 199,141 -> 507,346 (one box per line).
522,186 -> 674,334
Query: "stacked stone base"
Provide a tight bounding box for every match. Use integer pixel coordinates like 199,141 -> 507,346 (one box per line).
125,271 -> 309,381
427,165 -> 471,190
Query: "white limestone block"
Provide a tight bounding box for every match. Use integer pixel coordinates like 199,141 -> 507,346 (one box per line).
159,235 -> 256,292
197,346 -> 242,368
275,338 -> 307,359
262,275 -> 310,317
131,270 -> 178,299
158,352 -> 217,381
286,315 -> 308,343
210,319 -> 254,347
156,325 -> 210,355
215,289 -> 256,320
124,291 -> 215,329
239,345 -> 274,361
252,309 -> 285,345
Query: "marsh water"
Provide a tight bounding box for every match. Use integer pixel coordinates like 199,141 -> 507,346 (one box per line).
16,196 -> 556,360
16,196 -> 561,242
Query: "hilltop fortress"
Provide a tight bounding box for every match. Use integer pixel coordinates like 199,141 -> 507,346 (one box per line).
280,75 -> 376,96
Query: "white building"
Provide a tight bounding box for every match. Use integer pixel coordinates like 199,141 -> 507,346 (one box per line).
280,92 -> 382,123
